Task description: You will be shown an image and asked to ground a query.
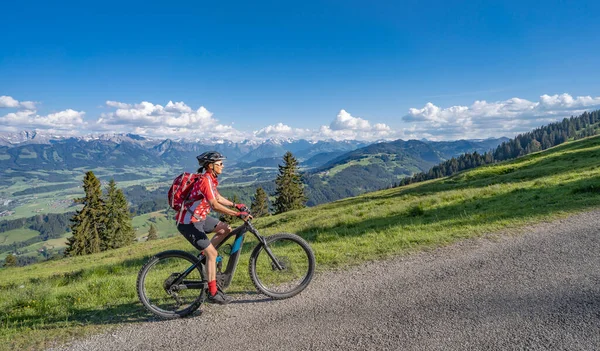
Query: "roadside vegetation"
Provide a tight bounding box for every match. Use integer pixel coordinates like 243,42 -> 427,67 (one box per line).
1,135 -> 600,350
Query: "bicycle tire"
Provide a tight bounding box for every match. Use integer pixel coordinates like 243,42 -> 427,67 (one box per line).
249,233 -> 316,299
137,250 -> 206,319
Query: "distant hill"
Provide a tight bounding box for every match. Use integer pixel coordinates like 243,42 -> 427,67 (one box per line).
302,138 -> 507,205
425,137 -> 510,158
0,134 -> 370,172
234,157 -> 283,169
301,151 -> 348,168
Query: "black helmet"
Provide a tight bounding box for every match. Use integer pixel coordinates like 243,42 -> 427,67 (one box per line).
196,151 -> 226,167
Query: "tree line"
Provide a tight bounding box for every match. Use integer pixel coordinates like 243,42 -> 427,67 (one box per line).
398,110 -> 600,186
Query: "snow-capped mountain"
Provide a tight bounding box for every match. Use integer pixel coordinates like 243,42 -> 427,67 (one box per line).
0,130 -> 508,172
0,130 -> 64,146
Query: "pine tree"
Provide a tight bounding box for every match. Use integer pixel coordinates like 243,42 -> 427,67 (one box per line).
147,224 -> 158,241
103,179 -> 135,250
4,254 -> 17,267
274,152 -> 307,214
251,187 -> 270,217
65,171 -> 105,256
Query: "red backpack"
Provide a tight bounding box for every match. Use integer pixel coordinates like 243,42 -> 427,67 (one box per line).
167,172 -> 200,215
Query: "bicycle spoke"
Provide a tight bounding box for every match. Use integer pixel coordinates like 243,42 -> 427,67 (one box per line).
137,251 -> 206,318
250,234 -> 315,298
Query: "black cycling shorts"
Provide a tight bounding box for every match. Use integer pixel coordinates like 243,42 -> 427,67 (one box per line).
177,216 -> 220,251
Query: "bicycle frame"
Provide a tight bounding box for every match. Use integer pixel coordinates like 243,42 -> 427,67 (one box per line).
171,220 -> 283,291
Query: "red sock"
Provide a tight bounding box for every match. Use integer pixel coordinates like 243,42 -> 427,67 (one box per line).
208,280 -> 217,296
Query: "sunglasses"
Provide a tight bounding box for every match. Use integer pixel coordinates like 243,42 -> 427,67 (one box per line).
213,162 -> 224,167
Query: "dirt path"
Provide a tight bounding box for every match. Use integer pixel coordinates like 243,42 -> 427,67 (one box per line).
53,210 -> 600,350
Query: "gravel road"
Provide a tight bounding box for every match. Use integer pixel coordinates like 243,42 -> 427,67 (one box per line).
53,210 -> 600,351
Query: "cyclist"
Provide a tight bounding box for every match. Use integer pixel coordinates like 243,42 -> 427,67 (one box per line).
176,151 -> 252,304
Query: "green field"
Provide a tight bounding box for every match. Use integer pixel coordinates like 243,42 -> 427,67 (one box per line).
0,167 -> 174,221
132,211 -> 178,239
0,228 -> 39,246
0,211 -> 177,261
1,135 -> 600,351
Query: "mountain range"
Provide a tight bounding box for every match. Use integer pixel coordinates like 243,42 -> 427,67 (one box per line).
0,131 -> 506,170
0,131 -> 508,174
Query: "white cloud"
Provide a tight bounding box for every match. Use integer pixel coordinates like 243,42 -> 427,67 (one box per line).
0,96 -> 19,108
312,110 -> 394,141
97,100 -> 245,140
165,101 -> 193,113
0,95 -> 83,131
99,104 -> 395,141
402,93 -> 600,140
0,108 -> 85,131
106,100 -> 132,109
5,93 -> 598,143
330,109 -> 371,131
254,123 -> 312,139
19,101 -> 37,110
0,95 -> 37,110
100,100 -> 216,128
248,110 -> 395,142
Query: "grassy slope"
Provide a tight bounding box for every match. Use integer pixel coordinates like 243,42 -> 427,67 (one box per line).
1,135 -> 600,350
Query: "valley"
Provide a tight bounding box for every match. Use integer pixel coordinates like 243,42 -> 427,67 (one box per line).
0,134 -> 508,265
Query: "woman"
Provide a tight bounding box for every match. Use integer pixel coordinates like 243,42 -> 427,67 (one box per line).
176,151 -> 251,304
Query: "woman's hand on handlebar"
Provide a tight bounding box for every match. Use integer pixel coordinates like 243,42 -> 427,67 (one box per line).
236,211 -> 253,221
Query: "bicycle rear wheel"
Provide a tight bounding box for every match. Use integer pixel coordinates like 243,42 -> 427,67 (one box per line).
249,233 -> 315,299
137,250 -> 206,319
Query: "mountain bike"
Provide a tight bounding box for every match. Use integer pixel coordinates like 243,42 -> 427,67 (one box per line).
136,216 -> 316,319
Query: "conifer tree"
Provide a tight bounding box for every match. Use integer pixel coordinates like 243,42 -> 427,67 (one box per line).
4,254 -> 17,267
147,224 -> 158,241
251,187 -> 270,217
274,152 -> 306,214
103,179 -> 135,249
65,171 -> 104,256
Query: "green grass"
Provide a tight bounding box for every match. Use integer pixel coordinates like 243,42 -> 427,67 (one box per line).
131,211 -> 178,239
0,229 -> 39,246
323,157 -> 374,178
2,135 -> 600,350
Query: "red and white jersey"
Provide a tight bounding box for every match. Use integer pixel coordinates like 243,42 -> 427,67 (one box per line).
176,172 -> 220,224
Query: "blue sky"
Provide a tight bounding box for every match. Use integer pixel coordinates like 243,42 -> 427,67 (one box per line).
1,0 -> 600,141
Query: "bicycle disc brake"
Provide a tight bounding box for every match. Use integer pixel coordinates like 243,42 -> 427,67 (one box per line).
271,256 -> 290,271
163,273 -> 180,291
164,273 -> 183,306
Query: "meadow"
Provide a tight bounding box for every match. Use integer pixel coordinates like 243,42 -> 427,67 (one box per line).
1,135 -> 600,350
0,166 -> 174,221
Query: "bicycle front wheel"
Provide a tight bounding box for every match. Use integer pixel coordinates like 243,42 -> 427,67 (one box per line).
137,250 -> 206,319
249,233 -> 315,299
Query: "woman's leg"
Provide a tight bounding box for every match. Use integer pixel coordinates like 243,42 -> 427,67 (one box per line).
203,243 -> 231,303
203,243 -> 218,282
201,217 -> 232,248
211,221 -> 232,247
